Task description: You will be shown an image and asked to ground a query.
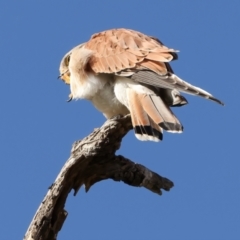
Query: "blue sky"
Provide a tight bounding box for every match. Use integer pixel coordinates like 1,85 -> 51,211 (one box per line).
0,1 -> 239,239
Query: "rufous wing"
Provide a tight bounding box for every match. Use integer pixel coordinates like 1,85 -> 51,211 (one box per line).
84,28 -> 177,75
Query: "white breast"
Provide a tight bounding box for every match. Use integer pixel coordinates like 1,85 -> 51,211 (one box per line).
70,73 -> 129,118
70,73 -> 107,100
91,82 -> 129,118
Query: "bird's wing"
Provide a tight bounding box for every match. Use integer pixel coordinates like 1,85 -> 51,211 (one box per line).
130,71 -> 224,105
84,28 -> 223,105
84,28 -> 177,75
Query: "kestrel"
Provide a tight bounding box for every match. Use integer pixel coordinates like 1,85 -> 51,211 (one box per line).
59,28 -> 223,142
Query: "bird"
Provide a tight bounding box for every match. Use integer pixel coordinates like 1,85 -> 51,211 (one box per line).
59,28 -> 223,142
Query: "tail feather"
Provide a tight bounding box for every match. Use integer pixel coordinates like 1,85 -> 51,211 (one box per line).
127,89 -> 183,141
159,89 -> 188,107
139,94 -> 183,133
127,90 -> 163,141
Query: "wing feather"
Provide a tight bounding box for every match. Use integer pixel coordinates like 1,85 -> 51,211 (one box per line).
131,70 -> 224,105
85,28 -> 177,74
104,56 -> 118,72
127,49 -> 147,57
146,52 -> 174,62
139,60 -> 168,75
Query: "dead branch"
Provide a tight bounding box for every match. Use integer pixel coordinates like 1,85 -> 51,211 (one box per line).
24,115 -> 174,240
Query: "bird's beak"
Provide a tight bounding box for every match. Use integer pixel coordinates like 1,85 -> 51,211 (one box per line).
58,71 -> 71,85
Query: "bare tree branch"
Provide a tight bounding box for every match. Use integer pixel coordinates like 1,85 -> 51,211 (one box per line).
24,115 -> 174,240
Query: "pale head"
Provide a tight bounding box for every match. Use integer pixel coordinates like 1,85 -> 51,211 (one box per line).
59,44 -> 85,85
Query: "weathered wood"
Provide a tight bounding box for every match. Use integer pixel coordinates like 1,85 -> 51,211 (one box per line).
24,115 -> 174,240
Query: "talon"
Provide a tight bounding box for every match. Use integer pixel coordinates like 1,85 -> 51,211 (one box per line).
67,93 -> 73,102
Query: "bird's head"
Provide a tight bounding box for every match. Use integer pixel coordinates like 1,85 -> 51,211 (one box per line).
59,51 -> 71,85
58,43 -> 92,102
59,44 -> 86,102
59,43 -> 87,84
59,51 -> 72,101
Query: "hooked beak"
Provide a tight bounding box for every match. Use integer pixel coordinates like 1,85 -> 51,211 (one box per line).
58,71 -> 70,85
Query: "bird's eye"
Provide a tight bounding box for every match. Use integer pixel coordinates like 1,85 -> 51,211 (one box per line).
65,55 -> 70,66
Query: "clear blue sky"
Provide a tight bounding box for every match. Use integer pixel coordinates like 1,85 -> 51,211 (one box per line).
0,1 -> 239,239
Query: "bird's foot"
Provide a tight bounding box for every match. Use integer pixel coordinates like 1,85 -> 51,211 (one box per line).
110,114 -> 124,120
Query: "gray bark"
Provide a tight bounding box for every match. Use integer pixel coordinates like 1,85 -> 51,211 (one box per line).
24,115 -> 173,240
